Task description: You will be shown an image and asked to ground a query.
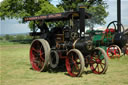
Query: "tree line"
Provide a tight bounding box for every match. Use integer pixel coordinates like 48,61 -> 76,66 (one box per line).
0,0 -> 109,30
0,34 -> 32,41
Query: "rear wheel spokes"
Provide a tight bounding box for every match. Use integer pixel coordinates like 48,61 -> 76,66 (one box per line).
32,47 -> 40,53
32,46 -> 44,70
40,47 -> 45,62
34,60 -> 43,69
30,39 -> 50,71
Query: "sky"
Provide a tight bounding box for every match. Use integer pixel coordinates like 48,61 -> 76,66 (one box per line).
0,0 -> 128,35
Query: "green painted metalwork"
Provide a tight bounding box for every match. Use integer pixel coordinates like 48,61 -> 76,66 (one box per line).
86,29 -> 114,47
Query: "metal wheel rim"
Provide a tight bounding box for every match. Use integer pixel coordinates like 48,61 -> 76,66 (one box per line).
107,45 -> 121,59
30,40 -> 45,71
66,49 -> 84,77
66,52 -> 81,77
90,47 -> 108,74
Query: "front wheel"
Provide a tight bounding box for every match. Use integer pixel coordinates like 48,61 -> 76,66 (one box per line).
90,47 -> 108,74
66,49 -> 85,77
107,45 -> 121,59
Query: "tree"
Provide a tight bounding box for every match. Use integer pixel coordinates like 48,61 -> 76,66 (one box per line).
0,0 -> 64,30
15,35 -> 25,40
0,0 -> 108,29
58,0 -> 108,27
0,36 -> 4,40
4,34 -> 10,40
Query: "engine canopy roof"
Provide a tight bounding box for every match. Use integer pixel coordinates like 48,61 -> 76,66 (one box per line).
23,11 -> 91,22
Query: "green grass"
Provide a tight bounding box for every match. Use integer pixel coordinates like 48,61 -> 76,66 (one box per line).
0,43 -> 128,85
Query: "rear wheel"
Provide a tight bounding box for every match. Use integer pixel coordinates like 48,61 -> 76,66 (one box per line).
90,47 -> 108,74
30,39 -> 50,71
66,49 -> 85,77
107,45 -> 121,59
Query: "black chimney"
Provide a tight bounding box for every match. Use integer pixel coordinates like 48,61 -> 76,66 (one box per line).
117,0 -> 121,32
79,7 -> 85,36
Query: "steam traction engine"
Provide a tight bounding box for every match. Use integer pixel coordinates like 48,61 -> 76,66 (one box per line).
85,0 -> 128,59
105,21 -> 128,58
101,0 -> 128,58
86,22 -> 128,59
23,7 -> 108,77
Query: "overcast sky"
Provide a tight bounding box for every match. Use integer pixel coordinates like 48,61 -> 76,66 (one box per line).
0,0 -> 128,34
0,0 -> 3,2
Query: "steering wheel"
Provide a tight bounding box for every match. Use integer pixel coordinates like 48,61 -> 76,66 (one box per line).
106,21 -> 125,33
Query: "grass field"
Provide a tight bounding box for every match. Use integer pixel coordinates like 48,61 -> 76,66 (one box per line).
0,42 -> 128,85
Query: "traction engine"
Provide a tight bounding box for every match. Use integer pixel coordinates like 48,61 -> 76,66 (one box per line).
23,7 -> 108,77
